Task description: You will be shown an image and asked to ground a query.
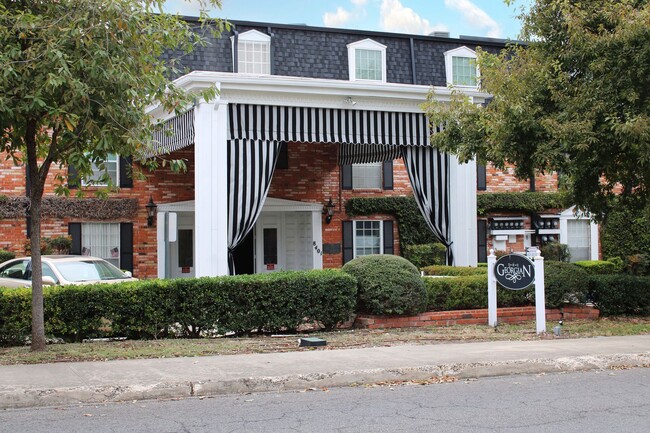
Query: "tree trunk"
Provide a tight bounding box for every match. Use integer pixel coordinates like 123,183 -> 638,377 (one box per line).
29,180 -> 46,351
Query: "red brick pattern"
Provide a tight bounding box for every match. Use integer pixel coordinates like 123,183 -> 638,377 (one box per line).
355,305 -> 599,329
484,162 -> 558,193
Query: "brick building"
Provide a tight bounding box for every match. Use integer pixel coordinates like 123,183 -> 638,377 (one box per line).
0,19 -> 598,278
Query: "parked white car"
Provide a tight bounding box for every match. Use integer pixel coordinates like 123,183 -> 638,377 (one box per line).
0,255 -> 137,288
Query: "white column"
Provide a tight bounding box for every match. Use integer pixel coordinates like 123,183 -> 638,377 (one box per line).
449,156 -> 478,266
311,210 -> 323,269
194,96 -> 229,277
534,252 -> 546,334
590,221 -> 599,260
487,249 -> 497,327
156,212 -> 167,279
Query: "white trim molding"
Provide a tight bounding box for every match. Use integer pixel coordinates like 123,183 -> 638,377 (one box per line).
230,29 -> 271,75
443,46 -> 479,88
347,39 -> 387,83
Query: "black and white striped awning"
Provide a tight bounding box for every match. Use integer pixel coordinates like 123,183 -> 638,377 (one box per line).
144,108 -> 195,158
228,104 -> 430,147
338,143 -> 402,165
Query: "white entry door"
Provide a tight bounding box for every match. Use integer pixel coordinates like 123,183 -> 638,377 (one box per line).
170,225 -> 195,278
255,214 -> 284,273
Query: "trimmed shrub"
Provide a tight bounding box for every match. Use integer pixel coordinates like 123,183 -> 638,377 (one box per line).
0,288 -> 32,346
476,192 -> 566,215
543,261 -> 589,308
421,265 -> 487,276
423,275 -> 530,311
601,205 -> 650,260
0,249 -> 15,263
625,254 -> 650,276
574,260 -> 620,275
342,255 -> 427,316
402,243 -> 446,268
589,275 -> 650,316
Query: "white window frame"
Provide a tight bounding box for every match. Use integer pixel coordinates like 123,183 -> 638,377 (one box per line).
347,39 -> 387,83
444,46 -> 479,88
353,220 -> 384,258
559,206 -> 599,261
81,153 -> 119,187
231,29 -> 271,75
352,162 -> 382,190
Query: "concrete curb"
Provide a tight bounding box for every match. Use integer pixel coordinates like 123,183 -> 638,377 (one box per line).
1,353 -> 648,410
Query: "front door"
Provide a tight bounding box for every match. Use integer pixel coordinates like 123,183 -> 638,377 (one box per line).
256,214 -> 284,273
170,226 -> 195,278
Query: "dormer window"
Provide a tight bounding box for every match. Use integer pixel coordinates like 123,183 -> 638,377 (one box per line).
347,39 -> 386,82
231,30 -> 270,74
444,46 -> 478,87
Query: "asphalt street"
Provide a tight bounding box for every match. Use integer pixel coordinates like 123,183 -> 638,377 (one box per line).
1,367 -> 648,433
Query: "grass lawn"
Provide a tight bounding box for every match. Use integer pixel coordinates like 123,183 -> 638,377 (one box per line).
1,316 -> 649,365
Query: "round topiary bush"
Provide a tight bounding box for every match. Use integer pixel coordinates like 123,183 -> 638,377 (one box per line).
342,254 -> 427,316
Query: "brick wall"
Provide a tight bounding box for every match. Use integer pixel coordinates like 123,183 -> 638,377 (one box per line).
484,162 -> 558,193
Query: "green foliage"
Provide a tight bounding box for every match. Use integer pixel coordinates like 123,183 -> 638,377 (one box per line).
476,192 -> 566,215
421,265 -> 487,276
345,197 -> 436,246
574,260 -> 621,275
543,261 -> 589,308
540,242 -> 571,262
625,254 -> 650,276
601,206 -> 650,259
422,276 -> 530,311
0,270 -> 357,345
0,250 -> 15,263
589,275 -> 650,316
424,0 -> 650,218
402,243 -> 446,268
342,255 -> 427,316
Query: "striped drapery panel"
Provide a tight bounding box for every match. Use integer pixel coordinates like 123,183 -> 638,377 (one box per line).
227,139 -> 281,274
401,146 -> 453,265
145,108 -> 195,158
228,104 -> 429,147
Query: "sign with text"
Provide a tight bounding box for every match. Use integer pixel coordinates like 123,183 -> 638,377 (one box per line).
495,254 -> 535,290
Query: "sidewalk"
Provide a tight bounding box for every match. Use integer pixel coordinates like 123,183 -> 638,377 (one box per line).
1,335 -> 649,409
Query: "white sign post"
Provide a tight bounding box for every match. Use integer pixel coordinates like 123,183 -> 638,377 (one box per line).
488,249 -> 546,334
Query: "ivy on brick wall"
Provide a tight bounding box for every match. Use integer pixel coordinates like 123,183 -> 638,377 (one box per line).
477,192 -> 567,216
0,196 -> 139,220
345,196 -> 436,246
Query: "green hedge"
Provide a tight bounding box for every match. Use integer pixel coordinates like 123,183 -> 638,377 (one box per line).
574,260 -> 621,275
601,206 -> 650,260
402,243 -> 446,268
0,270 -> 357,345
421,265 -> 487,276
476,192 -> 566,216
0,249 -> 15,263
588,275 -> 650,316
423,275 -> 530,311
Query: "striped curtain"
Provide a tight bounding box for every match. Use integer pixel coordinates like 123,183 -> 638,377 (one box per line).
401,146 -> 453,265
227,139 -> 281,274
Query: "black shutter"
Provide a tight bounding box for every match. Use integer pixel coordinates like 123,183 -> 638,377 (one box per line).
477,164 -> 487,191
276,142 -> 288,169
120,223 -> 134,274
341,165 -> 352,190
342,221 -> 353,264
383,220 -> 394,255
382,160 -> 393,190
68,164 -> 79,189
477,220 -> 487,263
68,223 -> 81,255
119,156 -> 133,188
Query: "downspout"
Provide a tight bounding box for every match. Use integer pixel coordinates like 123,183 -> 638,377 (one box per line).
409,37 -> 417,84
268,26 -> 275,75
232,27 -> 239,73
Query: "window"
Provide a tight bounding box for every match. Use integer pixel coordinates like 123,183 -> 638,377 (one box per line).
347,39 -> 386,82
232,30 -> 270,74
354,221 -> 382,257
81,223 -> 121,267
566,219 -> 590,262
82,153 -> 119,187
444,46 -> 478,87
352,162 -> 382,189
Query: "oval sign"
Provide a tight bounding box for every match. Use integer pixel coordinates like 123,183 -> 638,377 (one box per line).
494,254 -> 535,290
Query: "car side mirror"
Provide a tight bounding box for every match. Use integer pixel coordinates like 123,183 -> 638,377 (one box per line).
123,271 -> 133,278
42,276 -> 57,286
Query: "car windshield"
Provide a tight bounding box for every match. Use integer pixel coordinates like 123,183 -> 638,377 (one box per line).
54,260 -> 128,282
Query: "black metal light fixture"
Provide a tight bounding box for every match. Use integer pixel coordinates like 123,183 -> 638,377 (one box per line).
145,196 -> 157,227
323,197 -> 335,224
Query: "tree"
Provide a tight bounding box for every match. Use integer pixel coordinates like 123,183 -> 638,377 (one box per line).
424,0 -> 650,219
0,0 -> 224,351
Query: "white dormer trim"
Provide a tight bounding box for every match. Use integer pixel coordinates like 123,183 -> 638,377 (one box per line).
230,30 -> 271,74
347,39 -> 387,83
444,46 -> 478,88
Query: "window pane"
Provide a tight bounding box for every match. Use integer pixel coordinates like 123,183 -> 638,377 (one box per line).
352,162 -> 382,189
452,56 -> 477,86
354,221 -> 381,257
567,219 -> 590,262
238,40 -> 270,74
84,153 -> 118,186
81,223 -> 121,267
355,49 -> 382,81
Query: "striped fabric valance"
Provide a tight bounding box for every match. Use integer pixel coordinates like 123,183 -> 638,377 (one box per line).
339,143 -> 402,165
145,108 -> 195,158
228,104 -> 430,147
